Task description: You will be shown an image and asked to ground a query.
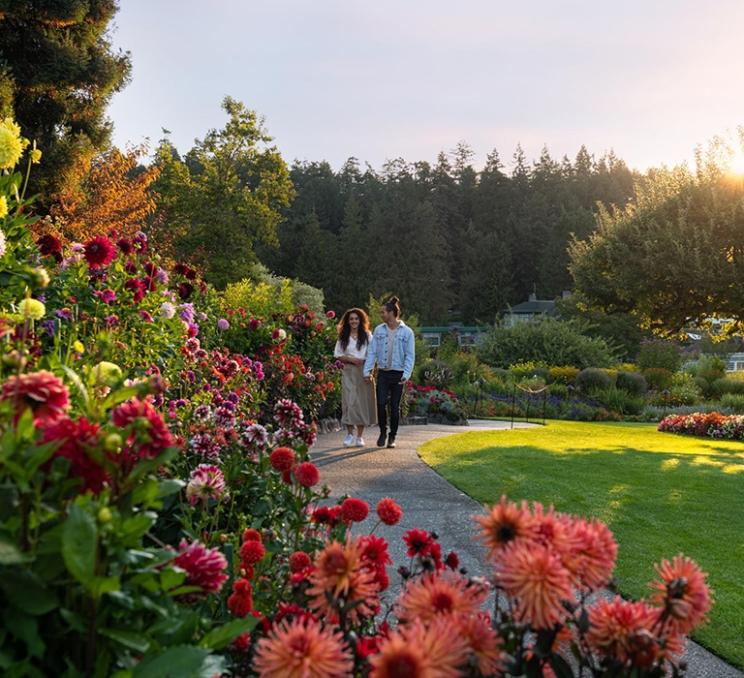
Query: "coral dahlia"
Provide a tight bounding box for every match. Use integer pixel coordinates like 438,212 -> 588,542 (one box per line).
651,555 -> 711,635
253,618 -> 353,678
475,496 -> 533,559
396,572 -> 488,624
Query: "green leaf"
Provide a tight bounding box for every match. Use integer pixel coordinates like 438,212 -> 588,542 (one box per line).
0,570 -> 58,615
198,617 -> 257,650
100,628 -> 151,653
4,610 -> 44,658
157,479 -> 185,498
549,654 -> 575,678
121,513 -> 156,541
0,535 -> 30,564
133,646 -> 224,678
62,503 -> 98,586
159,567 -> 186,592
102,386 -> 140,411
90,575 -> 120,599
60,365 -> 90,411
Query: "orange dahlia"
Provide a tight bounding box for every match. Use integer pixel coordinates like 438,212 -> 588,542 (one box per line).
651,554 -> 711,635
561,517 -> 618,591
396,572 -> 488,625
587,596 -> 664,667
307,537 -> 379,624
454,613 -> 503,676
475,496 -> 533,559
253,617 -> 353,678
496,541 -> 574,629
370,617 -> 468,678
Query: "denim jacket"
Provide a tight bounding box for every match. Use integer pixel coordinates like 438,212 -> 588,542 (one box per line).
363,320 -> 415,381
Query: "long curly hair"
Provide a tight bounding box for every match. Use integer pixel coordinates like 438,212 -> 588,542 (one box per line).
337,308 -> 371,352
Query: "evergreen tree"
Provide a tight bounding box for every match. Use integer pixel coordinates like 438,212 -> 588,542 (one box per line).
0,0 -> 132,202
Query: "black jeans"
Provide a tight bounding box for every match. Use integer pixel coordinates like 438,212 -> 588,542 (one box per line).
376,370 -> 404,437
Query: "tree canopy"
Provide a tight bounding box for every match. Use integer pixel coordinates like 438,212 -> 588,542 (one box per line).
569,133 -> 744,334
0,0 -> 131,203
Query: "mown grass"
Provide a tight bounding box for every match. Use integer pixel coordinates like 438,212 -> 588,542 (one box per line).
419,421 -> 744,668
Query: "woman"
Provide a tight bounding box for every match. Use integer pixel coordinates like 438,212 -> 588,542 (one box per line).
334,308 -> 377,447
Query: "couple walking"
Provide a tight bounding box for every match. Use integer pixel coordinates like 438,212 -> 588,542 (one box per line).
333,296 -> 415,449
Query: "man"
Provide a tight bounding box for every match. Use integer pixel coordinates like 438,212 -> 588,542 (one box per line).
363,296 -> 415,448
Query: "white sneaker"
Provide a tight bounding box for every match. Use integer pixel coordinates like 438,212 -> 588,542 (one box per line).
355,436 -> 365,447
343,433 -> 355,447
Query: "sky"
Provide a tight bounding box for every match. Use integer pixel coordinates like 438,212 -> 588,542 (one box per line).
107,0 -> 744,173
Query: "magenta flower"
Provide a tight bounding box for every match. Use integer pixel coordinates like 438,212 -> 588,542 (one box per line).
217,318 -> 230,331
173,540 -> 228,595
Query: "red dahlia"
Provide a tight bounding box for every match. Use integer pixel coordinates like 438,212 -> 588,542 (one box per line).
242,528 -> 262,542
269,446 -> 295,471
111,397 -> 174,468
37,234 -> 62,261
289,551 -> 312,573
294,461 -> 320,487
376,497 -> 403,526
341,497 -> 369,523
227,578 -> 254,617
43,416 -> 107,493
83,236 -> 116,268
240,539 -> 266,565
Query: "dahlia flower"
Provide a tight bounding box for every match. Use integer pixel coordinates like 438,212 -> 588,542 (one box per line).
562,516 -> 618,591
396,572 -> 488,624
1,370 -> 70,425
0,117 -> 26,168
173,539 -> 228,595
308,538 -> 380,624
240,539 -> 266,565
651,555 -> 711,635
376,497 -> 403,525
18,298 -> 45,320
227,578 -> 253,617
340,497 -> 369,523
269,446 -> 295,471
456,612 -> 503,676
475,495 -> 533,558
294,461 -> 320,487
496,541 -> 574,629
289,551 -> 312,573
253,618 -> 353,678
42,416 -> 107,493
111,397 -> 174,467
83,236 -> 116,268
186,464 -> 226,506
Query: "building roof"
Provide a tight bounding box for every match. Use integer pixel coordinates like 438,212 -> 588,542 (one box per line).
509,299 -> 556,314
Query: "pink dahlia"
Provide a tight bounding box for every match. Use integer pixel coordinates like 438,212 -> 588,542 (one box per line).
186,464 -> 226,506
173,539 -> 228,595
1,370 -> 70,426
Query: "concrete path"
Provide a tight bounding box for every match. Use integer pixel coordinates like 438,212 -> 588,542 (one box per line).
310,420 -> 742,678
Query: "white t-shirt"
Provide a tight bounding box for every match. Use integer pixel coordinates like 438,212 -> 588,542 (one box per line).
334,332 -> 371,361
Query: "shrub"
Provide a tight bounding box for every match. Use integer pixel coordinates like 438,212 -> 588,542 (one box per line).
649,373 -> 701,406
476,318 -> 617,369
720,393 -> 744,413
694,376 -> 711,397
509,361 -> 549,379
420,359 -> 454,389
549,365 -> 580,384
616,371 -> 648,396
596,386 -> 645,415
710,377 -> 744,398
548,382 -> 569,398
691,354 -> 726,383
643,367 -> 673,390
575,368 -> 612,393
637,340 -> 682,372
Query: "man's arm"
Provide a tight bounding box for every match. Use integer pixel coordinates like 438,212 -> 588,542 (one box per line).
402,328 -> 415,381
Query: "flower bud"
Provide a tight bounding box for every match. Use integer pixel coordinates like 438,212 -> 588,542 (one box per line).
31,267 -> 50,289
104,433 -> 122,452
98,507 -> 113,523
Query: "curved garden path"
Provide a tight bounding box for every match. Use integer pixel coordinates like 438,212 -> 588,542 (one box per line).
310,420 -> 742,678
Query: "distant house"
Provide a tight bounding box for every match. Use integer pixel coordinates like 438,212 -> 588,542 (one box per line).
726,352 -> 744,372
419,324 -> 487,348
502,292 -> 561,328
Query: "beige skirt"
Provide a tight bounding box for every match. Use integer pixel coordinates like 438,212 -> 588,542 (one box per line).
341,363 -> 377,426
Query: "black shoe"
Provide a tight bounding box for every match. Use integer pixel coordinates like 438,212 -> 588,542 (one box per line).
377,432 -> 387,447
386,436 -> 396,448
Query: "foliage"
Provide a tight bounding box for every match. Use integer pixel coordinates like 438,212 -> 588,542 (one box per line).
719,393 -> 744,413
477,318 -> 617,369
549,365 -> 580,384
575,368 -> 613,394
0,1 -> 132,203
688,354 -> 726,383
616,370 -> 648,396
50,145 -> 160,242
261,146 -> 636,323
709,377 -> 744,398
150,98 -> 294,288
569,131 -> 744,334
419,359 -> 455,389
643,367 -> 674,391
637,339 -> 682,372
649,373 -> 702,407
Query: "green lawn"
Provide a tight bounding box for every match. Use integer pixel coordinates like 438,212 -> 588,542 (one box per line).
419,421 -> 744,668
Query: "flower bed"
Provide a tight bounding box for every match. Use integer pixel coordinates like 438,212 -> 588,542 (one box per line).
408,384 -> 468,423
658,411 -> 744,440
0,119 -> 714,676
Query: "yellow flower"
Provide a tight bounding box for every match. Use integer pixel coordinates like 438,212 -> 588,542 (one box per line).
18,298 -> 46,320
91,361 -> 123,386
0,195 -> 7,219
73,340 -> 85,354
0,118 -> 26,169
30,147 -> 42,164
